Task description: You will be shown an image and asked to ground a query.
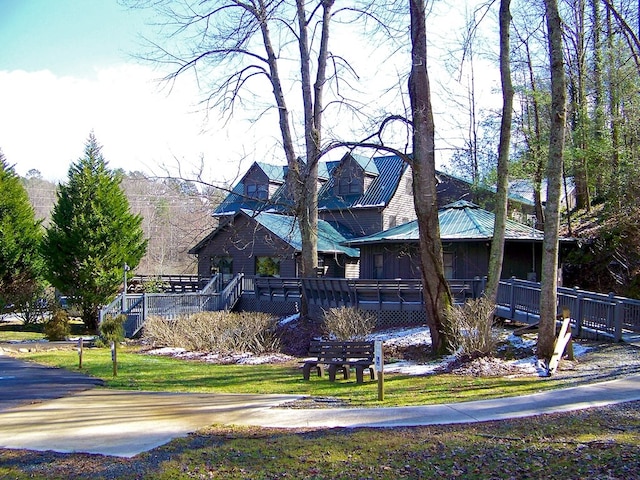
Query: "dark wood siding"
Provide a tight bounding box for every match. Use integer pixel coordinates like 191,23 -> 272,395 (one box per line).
358,240 -> 541,281
194,215 -> 297,279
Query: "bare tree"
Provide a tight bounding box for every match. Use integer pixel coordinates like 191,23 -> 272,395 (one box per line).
408,0 -> 453,354
538,0 -> 567,361
486,0 -> 515,301
131,0 -> 385,313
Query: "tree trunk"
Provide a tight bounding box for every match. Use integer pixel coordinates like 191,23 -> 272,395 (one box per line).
408,0 -> 453,354
538,0 -> 567,360
486,0 -> 514,302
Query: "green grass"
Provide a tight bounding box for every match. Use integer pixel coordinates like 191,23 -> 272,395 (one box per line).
2,401 -> 639,479
14,346 -> 578,407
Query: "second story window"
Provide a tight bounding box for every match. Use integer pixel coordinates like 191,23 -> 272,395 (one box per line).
337,176 -> 362,195
246,182 -> 268,200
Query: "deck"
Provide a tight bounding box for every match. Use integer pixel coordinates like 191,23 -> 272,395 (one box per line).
101,274 -> 640,340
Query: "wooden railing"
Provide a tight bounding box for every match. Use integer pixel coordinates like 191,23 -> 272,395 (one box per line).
495,278 -> 640,340
100,274 -> 640,340
252,277 -> 487,309
99,274 -> 243,337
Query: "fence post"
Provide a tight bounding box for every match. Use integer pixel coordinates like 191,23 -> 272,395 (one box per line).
613,295 -> 624,342
574,287 -> 583,337
142,293 -> 147,324
509,277 -> 516,318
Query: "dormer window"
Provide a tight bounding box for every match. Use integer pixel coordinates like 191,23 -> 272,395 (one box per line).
246,182 -> 268,200
337,176 -> 363,195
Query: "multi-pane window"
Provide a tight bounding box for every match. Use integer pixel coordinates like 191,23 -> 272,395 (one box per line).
246,182 -> 268,200
210,256 -> 233,283
255,256 -> 281,277
443,252 -> 454,279
337,176 -> 362,195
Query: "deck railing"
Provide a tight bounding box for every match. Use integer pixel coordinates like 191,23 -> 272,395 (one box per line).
495,278 -> 640,340
99,273 -> 243,337
99,274 -> 640,339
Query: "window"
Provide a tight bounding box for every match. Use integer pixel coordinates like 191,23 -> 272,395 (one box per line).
443,252 -> 454,279
373,253 -> 384,279
388,215 -> 397,228
337,176 -> 362,195
406,177 -> 413,194
246,182 -> 268,200
255,256 -> 281,277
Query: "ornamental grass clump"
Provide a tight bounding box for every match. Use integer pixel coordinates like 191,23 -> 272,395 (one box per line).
322,306 -> 376,340
142,311 -> 280,354
444,297 -> 498,357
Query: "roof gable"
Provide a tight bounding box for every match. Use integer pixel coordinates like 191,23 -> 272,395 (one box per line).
318,154 -> 407,210
191,210 -> 359,257
249,210 -> 359,257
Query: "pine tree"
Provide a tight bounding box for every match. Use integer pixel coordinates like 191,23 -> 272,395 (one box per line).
0,151 -> 43,311
43,134 -> 147,331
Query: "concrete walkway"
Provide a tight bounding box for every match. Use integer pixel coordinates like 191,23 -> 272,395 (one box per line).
1,354 -> 639,458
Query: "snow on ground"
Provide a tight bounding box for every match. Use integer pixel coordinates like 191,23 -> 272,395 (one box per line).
145,321 -> 592,376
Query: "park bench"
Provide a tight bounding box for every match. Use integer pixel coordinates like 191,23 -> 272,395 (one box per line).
301,340 -> 377,384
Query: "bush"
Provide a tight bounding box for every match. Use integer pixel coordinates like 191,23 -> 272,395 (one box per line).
142,311 -> 280,354
444,297 -> 498,357
44,309 -> 70,341
322,307 -> 376,341
99,314 -> 125,345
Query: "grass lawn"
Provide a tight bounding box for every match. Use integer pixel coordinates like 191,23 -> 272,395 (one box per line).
4,329 -> 639,478
13,345 -> 584,408
1,401 -> 638,479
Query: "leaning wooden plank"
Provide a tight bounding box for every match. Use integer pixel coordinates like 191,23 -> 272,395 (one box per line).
547,309 -> 572,375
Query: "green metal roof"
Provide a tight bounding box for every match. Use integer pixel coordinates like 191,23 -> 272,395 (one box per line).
246,210 -> 360,257
343,201 -> 544,246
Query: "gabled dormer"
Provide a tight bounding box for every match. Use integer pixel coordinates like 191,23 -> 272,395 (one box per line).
332,153 -> 378,197
214,161 -> 286,216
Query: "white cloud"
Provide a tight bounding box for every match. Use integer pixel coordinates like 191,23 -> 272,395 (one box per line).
0,65 -> 267,184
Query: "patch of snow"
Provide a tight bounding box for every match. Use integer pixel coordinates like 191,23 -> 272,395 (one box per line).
278,314 -> 300,326
367,326 -> 433,348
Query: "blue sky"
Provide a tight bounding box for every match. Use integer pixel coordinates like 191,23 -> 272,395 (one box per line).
0,0 -> 258,183
0,0 -> 143,77
0,0 -> 500,183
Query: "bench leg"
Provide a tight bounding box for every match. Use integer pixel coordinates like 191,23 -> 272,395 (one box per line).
302,362 -> 323,380
328,364 -> 349,381
328,364 -> 338,382
355,365 -> 376,383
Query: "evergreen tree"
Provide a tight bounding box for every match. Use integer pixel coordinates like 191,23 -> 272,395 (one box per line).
43,134 -> 147,331
0,150 -> 43,311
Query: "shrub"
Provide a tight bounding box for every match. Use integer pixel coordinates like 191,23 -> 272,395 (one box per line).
99,314 -> 126,345
44,309 -> 70,341
444,297 -> 498,357
322,307 -> 376,341
142,311 -> 280,354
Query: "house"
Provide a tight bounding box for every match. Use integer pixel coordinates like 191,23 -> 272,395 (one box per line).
193,154 -> 542,282
188,209 -> 359,280
343,200 -> 549,282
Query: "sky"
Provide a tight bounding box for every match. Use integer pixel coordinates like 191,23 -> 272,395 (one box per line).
0,0 -> 269,184
0,0 -> 502,184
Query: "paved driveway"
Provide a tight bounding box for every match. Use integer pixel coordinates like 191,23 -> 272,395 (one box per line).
0,354 -> 104,411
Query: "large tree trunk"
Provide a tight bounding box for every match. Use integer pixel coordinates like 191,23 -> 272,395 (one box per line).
486,0 -> 514,301
408,0 -> 453,355
538,0 -> 567,360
